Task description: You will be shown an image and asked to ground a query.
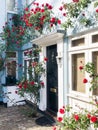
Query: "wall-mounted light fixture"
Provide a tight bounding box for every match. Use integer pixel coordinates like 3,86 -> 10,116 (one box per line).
56,56 -> 62,67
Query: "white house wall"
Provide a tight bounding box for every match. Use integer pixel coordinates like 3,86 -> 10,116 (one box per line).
0,0 -> 6,33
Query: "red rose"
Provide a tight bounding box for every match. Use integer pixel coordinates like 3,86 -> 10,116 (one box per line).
63,106 -> 65,109
19,64 -> 22,67
79,66 -> 83,70
53,126 -> 56,130
50,23 -> 53,27
87,114 -> 91,119
30,81 -> 35,86
83,78 -> 88,83
96,9 -> 98,13
15,91 -> 18,94
40,9 -> 45,13
59,108 -> 65,114
74,114 -> 79,121
57,117 -> 63,122
24,8 -> 29,11
59,6 -> 63,11
90,116 -> 97,123
63,13 -> 66,16
40,81 -> 44,86
18,84 -> 22,89
44,57 -> 48,61
73,0 -> 79,2
48,5 -> 52,10
24,84 -> 27,89
50,17 -> 56,23
57,19 -> 61,24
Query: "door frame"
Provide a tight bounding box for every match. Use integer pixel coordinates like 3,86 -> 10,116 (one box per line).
32,32 -> 64,115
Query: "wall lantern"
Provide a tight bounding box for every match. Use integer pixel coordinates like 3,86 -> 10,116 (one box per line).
56,55 -> 62,67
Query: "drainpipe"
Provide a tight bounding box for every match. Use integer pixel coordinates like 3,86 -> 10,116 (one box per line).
63,36 -> 69,106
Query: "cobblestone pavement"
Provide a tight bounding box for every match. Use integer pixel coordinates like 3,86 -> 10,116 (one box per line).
0,104 -> 53,130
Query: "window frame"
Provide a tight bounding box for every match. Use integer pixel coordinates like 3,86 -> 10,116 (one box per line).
6,51 -> 18,80
68,30 -> 98,99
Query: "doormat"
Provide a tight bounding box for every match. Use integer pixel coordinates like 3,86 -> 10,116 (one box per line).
35,116 -> 56,126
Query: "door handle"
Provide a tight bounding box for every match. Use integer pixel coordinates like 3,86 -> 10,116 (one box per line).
50,88 -> 56,93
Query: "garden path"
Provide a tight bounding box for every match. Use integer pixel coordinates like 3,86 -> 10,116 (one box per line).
0,104 -> 53,130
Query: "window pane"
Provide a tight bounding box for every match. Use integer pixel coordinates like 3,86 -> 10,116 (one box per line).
92,34 -> 98,43
6,52 -> 16,58
71,38 -> 84,47
72,53 -> 85,93
24,59 -> 32,80
7,61 -> 16,77
7,0 -> 15,11
92,52 -> 98,95
24,60 -> 27,79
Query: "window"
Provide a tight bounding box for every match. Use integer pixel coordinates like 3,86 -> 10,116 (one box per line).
72,53 -> 85,93
7,61 -> 16,77
7,0 -> 15,11
6,51 -> 16,58
24,59 -> 32,80
92,34 -> 98,43
71,38 -> 85,47
23,49 -> 33,80
6,52 -> 17,85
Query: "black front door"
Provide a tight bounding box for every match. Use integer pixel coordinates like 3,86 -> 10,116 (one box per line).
46,44 -> 58,114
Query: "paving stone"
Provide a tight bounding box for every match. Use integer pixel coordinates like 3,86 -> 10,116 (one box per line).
0,105 -> 53,130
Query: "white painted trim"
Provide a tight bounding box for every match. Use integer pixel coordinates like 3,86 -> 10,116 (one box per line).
68,29 -> 98,110
32,31 -> 64,47
33,32 -> 64,112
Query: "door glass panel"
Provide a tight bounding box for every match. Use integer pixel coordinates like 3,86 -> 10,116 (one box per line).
72,53 -> 85,93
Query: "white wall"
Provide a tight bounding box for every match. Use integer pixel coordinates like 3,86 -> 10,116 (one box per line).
0,0 -> 6,85
0,0 -> 6,33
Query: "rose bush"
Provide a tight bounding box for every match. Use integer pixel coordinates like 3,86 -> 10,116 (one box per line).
23,2 -> 61,34
54,62 -> 98,130
59,0 -> 98,30
55,104 -> 98,130
16,45 -> 47,116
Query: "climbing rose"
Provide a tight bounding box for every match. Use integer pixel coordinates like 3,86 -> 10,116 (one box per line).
57,117 -> 63,122
15,91 -> 18,94
18,84 -> 22,89
57,19 -> 61,24
87,114 -> 91,119
53,126 -> 56,130
83,78 -> 88,83
30,81 -> 35,85
90,116 -> 97,123
73,0 -> 79,2
96,9 -> 98,13
59,108 -> 65,114
59,6 -> 63,11
74,114 -> 79,121
63,13 -> 66,16
44,57 -> 48,61
79,66 -> 83,70
24,8 -> 29,11
40,81 -> 44,86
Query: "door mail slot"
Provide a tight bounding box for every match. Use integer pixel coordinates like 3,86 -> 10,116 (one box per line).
50,88 -> 56,93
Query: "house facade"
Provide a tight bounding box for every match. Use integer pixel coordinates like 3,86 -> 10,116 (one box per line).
0,1 -> 98,123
